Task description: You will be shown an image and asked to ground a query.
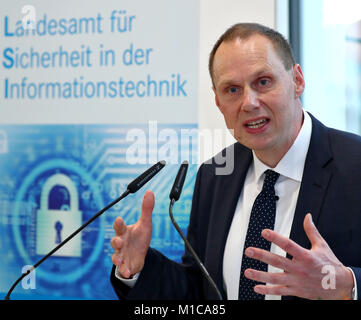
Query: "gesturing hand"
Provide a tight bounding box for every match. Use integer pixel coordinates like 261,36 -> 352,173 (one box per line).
244,213 -> 354,300
110,190 -> 155,279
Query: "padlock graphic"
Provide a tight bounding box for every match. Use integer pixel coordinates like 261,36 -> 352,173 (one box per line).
36,173 -> 82,257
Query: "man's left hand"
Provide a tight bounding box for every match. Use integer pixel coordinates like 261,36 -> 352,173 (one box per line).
244,213 -> 354,300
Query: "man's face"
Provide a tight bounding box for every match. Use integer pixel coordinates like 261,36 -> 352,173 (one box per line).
212,35 -> 305,163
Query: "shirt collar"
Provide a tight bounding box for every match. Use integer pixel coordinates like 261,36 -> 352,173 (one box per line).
252,110 -> 312,183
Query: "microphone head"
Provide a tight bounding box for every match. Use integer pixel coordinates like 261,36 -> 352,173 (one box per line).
169,160 -> 188,201
127,160 -> 166,193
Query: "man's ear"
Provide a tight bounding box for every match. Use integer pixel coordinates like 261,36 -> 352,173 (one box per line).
292,64 -> 305,99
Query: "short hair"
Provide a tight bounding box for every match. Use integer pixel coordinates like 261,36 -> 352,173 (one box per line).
209,23 -> 296,86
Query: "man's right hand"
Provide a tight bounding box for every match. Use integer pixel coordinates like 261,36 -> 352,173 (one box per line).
110,190 -> 155,278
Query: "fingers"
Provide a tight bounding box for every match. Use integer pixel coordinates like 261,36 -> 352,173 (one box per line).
111,219 -> 130,273
303,213 -> 327,248
110,191 -> 154,278
113,190 -> 154,236
244,268 -> 288,286
261,229 -> 306,259
253,284 -> 292,297
243,267 -> 293,296
110,236 -> 123,264
245,247 -> 293,272
139,190 -> 155,225
261,214 -> 327,258
111,253 -> 131,278
113,217 -> 127,237
111,236 -> 122,253
111,251 -> 123,265
111,237 -> 132,278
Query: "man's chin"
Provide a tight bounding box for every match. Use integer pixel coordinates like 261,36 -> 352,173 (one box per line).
236,136 -> 274,152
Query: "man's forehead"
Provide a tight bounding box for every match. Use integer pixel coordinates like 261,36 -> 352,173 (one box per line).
213,37 -> 276,74
215,35 -> 276,60
212,35 -> 288,81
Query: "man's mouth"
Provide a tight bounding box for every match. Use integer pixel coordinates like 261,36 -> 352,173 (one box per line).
245,118 -> 269,129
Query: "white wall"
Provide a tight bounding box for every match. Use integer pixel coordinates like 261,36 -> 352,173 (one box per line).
198,0 -> 277,160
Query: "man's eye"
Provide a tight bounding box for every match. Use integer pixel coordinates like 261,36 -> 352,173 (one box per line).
259,78 -> 271,87
228,87 -> 238,93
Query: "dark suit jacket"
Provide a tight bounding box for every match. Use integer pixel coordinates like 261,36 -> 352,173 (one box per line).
111,114 -> 361,300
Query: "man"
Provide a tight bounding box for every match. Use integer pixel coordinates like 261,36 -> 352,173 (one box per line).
110,23 -> 361,300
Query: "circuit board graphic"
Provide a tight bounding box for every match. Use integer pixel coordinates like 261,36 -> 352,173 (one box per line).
0,123 -> 197,299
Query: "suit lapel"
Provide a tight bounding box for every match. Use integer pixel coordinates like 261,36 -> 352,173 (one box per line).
289,114 -> 333,252
281,114 -> 333,301
205,143 -> 252,298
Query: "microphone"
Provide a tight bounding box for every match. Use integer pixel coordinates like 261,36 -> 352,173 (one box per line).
128,160 -> 166,193
169,161 -> 223,300
4,160 -> 166,300
169,160 -> 188,201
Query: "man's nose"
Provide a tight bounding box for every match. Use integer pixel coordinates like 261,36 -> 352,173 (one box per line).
241,87 -> 260,111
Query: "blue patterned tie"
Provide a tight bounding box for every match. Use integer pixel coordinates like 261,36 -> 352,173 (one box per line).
238,169 -> 280,300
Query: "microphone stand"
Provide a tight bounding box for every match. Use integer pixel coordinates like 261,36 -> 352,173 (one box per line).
169,198 -> 223,300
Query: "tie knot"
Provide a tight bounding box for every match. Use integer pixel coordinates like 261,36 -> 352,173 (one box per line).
262,170 -> 280,190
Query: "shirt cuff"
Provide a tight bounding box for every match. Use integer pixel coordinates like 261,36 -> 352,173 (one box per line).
347,267 -> 358,300
114,266 -> 140,288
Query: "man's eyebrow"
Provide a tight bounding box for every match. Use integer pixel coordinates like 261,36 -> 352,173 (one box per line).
219,79 -> 237,87
216,68 -> 273,88
253,68 -> 272,77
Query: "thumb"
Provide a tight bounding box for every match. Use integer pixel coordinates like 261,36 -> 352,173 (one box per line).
303,213 -> 326,248
139,190 -> 155,226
